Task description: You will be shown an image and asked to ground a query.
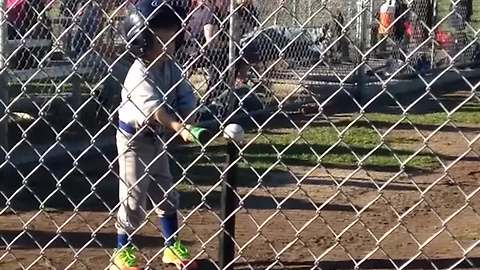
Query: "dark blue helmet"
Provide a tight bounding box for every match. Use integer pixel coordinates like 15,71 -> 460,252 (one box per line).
123,0 -> 187,57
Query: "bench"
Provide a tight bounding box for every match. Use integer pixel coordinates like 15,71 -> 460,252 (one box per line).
4,37 -> 107,113
7,39 -> 52,51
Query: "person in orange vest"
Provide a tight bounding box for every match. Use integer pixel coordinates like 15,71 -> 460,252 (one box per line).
376,0 -> 395,55
378,0 -> 395,36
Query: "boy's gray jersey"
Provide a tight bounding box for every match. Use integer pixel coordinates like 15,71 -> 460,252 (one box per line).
118,59 -> 196,131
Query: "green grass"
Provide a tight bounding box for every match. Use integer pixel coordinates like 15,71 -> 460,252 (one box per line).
240,126 -> 437,172
360,103 -> 480,126
174,101 -> 480,185
171,123 -> 438,188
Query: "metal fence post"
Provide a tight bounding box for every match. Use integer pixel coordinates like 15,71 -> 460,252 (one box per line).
307,0 -> 311,17
221,0 -> 238,123
0,0 -> 8,157
431,0 -> 437,69
356,0 -> 368,103
292,0 -> 297,23
219,1 -> 239,269
368,0 -> 374,47
355,0 -> 369,104
273,0 -> 279,25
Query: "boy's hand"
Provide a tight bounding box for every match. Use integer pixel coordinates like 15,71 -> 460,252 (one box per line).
180,125 -> 212,145
153,108 -> 211,144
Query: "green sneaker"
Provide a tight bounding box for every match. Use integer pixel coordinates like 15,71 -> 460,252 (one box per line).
162,240 -> 198,269
110,246 -> 140,270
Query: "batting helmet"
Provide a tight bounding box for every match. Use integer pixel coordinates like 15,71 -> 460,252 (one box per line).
123,0 -> 187,57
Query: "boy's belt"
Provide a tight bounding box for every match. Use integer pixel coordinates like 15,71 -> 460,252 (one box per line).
118,120 -> 156,137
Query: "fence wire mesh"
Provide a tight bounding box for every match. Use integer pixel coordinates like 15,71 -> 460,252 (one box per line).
1,0 -> 480,269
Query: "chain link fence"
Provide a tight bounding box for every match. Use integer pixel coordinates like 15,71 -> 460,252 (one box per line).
1,0 -> 480,269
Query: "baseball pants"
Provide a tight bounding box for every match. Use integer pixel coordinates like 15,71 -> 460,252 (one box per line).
115,132 -> 179,235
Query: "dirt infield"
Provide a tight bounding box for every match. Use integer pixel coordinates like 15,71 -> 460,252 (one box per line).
2,138 -> 479,269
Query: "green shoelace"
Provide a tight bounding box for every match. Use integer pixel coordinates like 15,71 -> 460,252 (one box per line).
117,246 -> 137,267
169,240 -> 190,260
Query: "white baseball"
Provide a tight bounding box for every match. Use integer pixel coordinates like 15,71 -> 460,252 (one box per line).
223,123 -> 245,142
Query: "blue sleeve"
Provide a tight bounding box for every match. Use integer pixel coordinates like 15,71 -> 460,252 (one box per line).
173,65 -> 197,120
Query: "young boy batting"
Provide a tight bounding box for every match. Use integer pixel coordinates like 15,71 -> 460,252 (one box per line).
111,0 -> 207,269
